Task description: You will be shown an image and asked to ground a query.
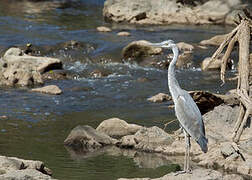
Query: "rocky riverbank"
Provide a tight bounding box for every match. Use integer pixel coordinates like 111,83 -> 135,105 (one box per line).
64,97 -> 252,179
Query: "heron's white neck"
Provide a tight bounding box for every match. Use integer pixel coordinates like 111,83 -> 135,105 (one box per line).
168,45 -> 181,98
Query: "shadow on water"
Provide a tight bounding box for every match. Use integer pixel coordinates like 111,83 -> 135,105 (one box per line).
0,0 -> 238,179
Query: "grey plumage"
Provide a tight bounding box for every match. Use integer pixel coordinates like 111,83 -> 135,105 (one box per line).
150,40 -> 208,172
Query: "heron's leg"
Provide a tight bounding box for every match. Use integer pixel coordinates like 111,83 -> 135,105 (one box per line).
186,133 -> 191,172
174,130 -> 188,176
184,130 -> 188,171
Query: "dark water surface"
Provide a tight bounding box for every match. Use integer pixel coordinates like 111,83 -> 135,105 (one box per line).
0,1 -> 237,179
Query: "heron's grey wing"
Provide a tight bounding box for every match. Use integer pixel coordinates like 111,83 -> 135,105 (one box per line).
174,91 -> 205,141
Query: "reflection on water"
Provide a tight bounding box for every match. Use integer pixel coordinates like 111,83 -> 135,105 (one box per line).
0,0 -> 237,179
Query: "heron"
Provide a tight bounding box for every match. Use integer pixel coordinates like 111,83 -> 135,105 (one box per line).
149,40 -> 208,173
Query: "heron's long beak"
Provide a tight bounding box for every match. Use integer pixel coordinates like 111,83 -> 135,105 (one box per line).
148,42 -> 162,47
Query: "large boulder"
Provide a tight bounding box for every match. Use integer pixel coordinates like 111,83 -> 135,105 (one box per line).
96,118 -> 142,138
0,155 -> 55,179
0,47 -> 62,86
64,125 -> 117,152
103,0 -> 241,25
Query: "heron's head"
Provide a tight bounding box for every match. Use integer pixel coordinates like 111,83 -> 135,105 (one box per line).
149,40 -> 176,49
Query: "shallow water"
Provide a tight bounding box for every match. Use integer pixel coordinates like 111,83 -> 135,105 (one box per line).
0,0 -> 237,179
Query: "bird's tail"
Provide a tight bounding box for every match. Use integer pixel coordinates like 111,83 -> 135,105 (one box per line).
197,135 -> 208,153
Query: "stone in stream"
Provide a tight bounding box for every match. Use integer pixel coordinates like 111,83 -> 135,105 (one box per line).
0,47 -> 62,86
96,118 -> 142,138
96,26 -> 112,32
31,85 -> 62,95
117,31 -> 131,36
122,40 -> 162,59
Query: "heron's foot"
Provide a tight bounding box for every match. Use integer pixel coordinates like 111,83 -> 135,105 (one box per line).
174,169 -> 192,176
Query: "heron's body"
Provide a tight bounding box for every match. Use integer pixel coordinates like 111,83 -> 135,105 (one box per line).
150,40 -> 208,173
168,45 -> 208,153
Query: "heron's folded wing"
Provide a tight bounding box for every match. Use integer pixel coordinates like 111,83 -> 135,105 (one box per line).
175,92 -> 204,141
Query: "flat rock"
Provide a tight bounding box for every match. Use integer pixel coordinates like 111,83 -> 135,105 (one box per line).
96,118 -> 142,138
31,85 -> 62,95
64,125 -> 117,152
103,0 -> 241,25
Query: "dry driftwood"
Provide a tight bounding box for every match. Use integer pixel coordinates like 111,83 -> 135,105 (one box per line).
205,9 -> 252,143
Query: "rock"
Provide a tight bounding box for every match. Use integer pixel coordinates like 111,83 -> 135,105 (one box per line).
147,93 -> 172,103
31,85 -> 62,95
122,40 -> 162,59
118,168 -> 244,180
96,118 -> 142,138
0,47 -> 62,86
201,54 -> 233,71
221,142 -> 236,158
64,125 -> 117,152
176,42 -> 194,51
200,34 -> 227,46
0,156 -> 54,179
103,0 -> 241,25
117,31 -> 131,36
97,26 -> 112,32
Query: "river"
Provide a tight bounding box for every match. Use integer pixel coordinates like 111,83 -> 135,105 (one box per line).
0,0 -> 237,179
